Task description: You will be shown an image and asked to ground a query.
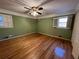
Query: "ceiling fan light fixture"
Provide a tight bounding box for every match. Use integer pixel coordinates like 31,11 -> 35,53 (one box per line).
24,6 -> 43,16
30,11 -> 38,16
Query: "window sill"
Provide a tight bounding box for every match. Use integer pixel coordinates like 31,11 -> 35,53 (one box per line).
53,27 -> 70,29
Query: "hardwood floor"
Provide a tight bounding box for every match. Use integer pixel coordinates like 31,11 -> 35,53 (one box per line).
0,33 -> 73,59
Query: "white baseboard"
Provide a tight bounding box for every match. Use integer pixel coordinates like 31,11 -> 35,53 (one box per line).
0,32 -> 70,41
38,32 -> 69,40
0,32 -> 35,41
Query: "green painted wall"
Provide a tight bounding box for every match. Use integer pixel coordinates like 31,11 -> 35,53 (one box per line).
0,15 -> 36,39
0,14 -> 74,40
38,17 -> 73,39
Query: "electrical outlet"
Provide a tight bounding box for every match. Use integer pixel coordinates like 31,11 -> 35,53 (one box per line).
9,35 -> 13,37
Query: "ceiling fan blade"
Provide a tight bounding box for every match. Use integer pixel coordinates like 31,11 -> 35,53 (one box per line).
38,0 -> 54,6
24,10 -> 30,13
24,7 -> 31,10
38,7 -> 43,10
37,12 -> 42,15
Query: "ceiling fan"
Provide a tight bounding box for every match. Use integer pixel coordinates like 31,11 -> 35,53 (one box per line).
23,0 -> 54,16
24,6 -> 43,16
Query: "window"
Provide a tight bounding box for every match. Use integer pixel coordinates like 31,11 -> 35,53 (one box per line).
53,16 -> 69,29
57,16 -> 68,28
0,14 -> 13,28
0,16 -> 4,27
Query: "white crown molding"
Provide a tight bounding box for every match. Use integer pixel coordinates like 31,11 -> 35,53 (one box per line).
38,12 -> 75,19
0,8 -> 34,18
0,8 -> 77,19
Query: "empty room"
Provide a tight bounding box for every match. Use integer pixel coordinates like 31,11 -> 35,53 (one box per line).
0,0 -> 79,59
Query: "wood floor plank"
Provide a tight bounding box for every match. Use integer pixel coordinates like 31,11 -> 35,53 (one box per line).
0,33 -> 73,59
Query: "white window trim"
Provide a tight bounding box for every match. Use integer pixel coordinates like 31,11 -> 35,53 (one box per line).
0,14 -> 13,28
53,16 -> 70,29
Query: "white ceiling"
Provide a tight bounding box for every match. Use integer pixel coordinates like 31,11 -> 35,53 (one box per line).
0,0 -> 79,18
